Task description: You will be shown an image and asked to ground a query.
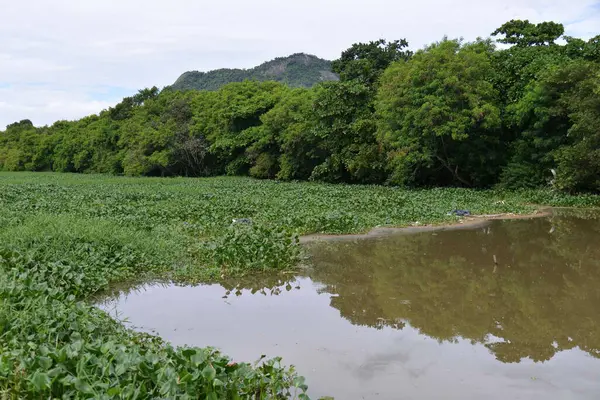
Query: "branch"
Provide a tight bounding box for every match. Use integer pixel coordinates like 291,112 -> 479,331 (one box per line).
435,155 -> 472,187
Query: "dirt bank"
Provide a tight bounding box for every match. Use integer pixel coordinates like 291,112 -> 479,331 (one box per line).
300,209 -> 552,243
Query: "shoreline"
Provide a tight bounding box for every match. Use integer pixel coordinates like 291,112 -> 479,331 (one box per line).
299,209 -> 552,243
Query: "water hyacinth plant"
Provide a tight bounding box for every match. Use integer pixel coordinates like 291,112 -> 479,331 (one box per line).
0,172 -> 599,398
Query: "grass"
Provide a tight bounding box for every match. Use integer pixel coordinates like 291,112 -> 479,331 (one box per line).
0,172 -> 598,398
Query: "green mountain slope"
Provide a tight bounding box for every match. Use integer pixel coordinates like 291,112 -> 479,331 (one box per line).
171,53 -> 339,91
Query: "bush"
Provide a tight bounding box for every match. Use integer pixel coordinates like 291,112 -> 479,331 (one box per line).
249,153 -> 278,179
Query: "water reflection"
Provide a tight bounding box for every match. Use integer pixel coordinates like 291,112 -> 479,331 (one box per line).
308,213 -> 600,364
99,211 -> 600,399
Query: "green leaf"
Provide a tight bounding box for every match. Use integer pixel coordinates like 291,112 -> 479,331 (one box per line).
74,378 -> 94,394
115,362 -> 127,376
202,364 -> 216,381
178,371 -> 192,384
294,376 -> 306,387
160,380 -> 177,396
207,392 -> 218,400
37,356 -> 53,370
47,367 -> 63,378
213,378 -> 224,387
30,371 -> 51,391
181,348 -> 195,358
191,350 -> 207,366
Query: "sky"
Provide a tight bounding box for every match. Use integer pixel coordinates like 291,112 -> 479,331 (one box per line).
1,0 -> 599,129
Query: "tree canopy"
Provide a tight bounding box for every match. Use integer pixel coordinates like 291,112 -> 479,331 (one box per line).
1,19 -> 598,193
492,19 -> 564,46
377,39 -> 502,187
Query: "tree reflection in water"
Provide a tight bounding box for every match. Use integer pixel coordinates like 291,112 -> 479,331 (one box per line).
306,212 -> 600,364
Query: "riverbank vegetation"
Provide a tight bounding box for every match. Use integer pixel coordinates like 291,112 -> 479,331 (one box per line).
1,173 -> 599,397
1,17 -> 600,399
2,20 -> 599,193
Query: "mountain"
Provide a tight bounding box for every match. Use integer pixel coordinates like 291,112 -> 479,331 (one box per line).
171,53 -> 339,91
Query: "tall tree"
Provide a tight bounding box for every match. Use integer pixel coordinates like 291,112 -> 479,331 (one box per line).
492,20 -> 564,47
377,39 -> 503,187
332,39 -> 412,85
491,21 -> 569,104
0,120 -> 45,171
252,88 -> 319,180
310,39 -> 411,183
191,81 -> 286,176
501,61 -> 600,192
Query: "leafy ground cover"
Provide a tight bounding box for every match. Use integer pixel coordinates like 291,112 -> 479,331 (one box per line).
1,172 -> 599,398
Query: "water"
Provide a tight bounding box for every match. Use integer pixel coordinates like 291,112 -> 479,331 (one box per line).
100,210 -> 600,399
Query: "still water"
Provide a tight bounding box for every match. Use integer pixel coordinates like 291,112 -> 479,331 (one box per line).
100,210 -> 600,399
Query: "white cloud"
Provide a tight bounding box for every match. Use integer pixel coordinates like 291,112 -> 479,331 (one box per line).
1,0 -> 599,128
0,85 -> 113,128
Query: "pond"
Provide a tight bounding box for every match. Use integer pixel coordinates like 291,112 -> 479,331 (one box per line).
99,210 -> 600,399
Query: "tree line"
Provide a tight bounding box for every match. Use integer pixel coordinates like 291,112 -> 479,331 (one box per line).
1,20 -> 599,192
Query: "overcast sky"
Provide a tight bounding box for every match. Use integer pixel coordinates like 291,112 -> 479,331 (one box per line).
1,0 -> 599,129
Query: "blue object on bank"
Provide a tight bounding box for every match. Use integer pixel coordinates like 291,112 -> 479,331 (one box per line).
450,209 -> 471,217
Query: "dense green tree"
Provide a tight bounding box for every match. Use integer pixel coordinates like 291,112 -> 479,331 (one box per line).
564,35 -> 600,61
165,92 -> 217,177
1,21 -> 598,193
501,61 -> 600,192
331,39 -> 411,85
191,81 -> 286,175
491,21 -> 571,105
250,88 -> 319,180
108,87 -> 159,121
489,20 -> 599,191
309,39 -> 412,183
492,20 -> 564,47
377,39 -> 503,187
310,80 -> 387,183
46,116 -> 122,174
0,120 -> 48,171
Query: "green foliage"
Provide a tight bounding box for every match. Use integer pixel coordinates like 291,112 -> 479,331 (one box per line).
199,224 -> 300,274
308,39 -> 411,184
172,53 -> 338,91
1,20 -> 599,193
492,19 -> 564,46
195,81 -> 287,175
261,88 -> 320,181
0,120 -> 50,172
331,39 -> 412,85
249,152 -> 278,179
0,172 -> 598,397
310,80 -> 385,183
491,43 -> 571,105
0,175 -> 319,398
108,87 -> 160,121
377,39 -> 503,187
500,61 -> 600,192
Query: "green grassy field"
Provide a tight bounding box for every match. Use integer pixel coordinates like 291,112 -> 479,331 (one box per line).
1,172 -> 599,398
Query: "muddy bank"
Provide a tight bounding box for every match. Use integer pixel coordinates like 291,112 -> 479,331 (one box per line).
300,209 -> 552,243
